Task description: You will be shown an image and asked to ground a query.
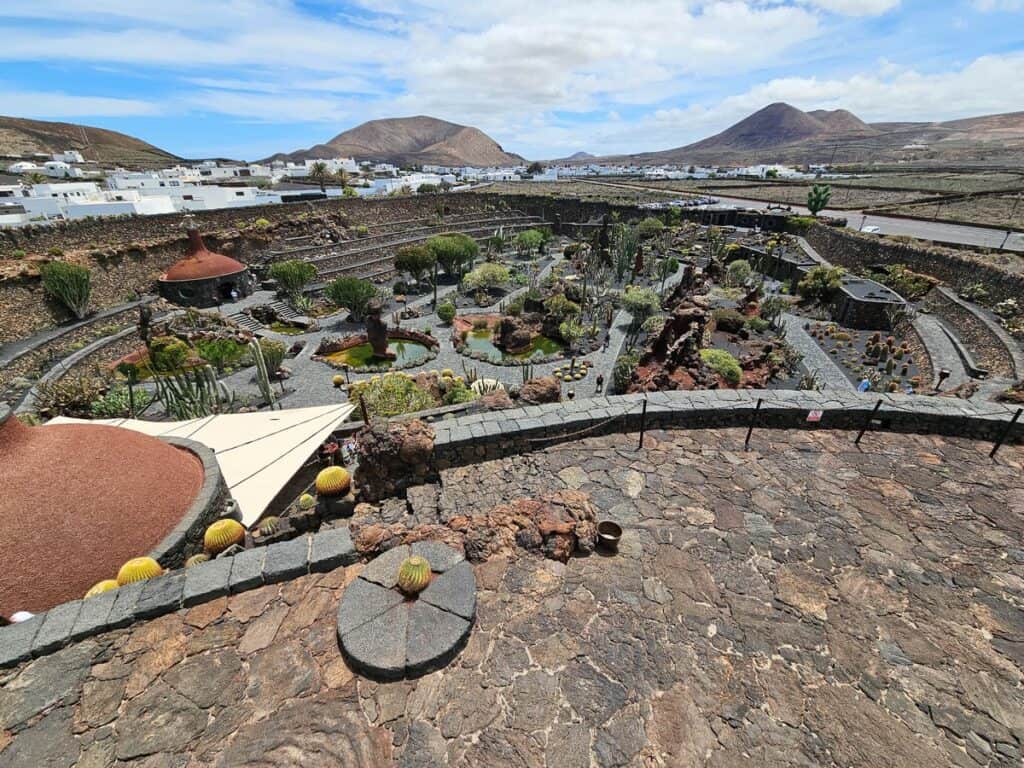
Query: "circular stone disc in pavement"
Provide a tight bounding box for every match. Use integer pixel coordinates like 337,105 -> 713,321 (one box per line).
336,542 -> 475,680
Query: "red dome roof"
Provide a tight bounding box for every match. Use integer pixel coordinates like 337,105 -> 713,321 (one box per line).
160,229 -> 247,283
0,412 -> 205,613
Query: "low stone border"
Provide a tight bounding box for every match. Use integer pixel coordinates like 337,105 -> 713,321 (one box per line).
147,437 -> 225,569
431,389 -> 1024,467
336,541 -> 475,680
0,525 -> 359,668
934,287 -> 1024,379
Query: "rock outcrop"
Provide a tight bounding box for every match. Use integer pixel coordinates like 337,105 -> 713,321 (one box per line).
354,419 -> 435,501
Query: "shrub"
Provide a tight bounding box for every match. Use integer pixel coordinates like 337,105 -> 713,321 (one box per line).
253,217 -> 271,229
726,259 -> 753,286
637,217 -> 664,239
712,308 -> 747,333
622,286 -> 661,325
641,315 -> 667,334
442,378 -> 478,405
11,249 -> 26,259
325,276 -> 377,320
195,337 -> 246,372
90,386 -> 154,418
39,261 -> 91,319
258,338 -> 286,372
506,296 -> 525,316
463,262 -> 510,291
34,375 -> 108,418
866,264 -> 937,301
745,316 -> 771,333
268,259 -> 316,298
959,282 -> 989,303
148,335 -> 191,371
544,294 -> 580,319
700,348 -> 742,385
515,229 -> 545,255
797,265 -> 844,302
349,373 -> 435,416
612,352 -> 639,394
436,301 -> 456,324
785,216 -> 817,234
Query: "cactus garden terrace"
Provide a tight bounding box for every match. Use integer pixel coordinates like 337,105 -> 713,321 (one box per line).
1,193 -> 1024,767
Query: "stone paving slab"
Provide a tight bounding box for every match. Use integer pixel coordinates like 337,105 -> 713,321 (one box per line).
0,615 -> 41,668
310,526 -> 358,572
420,561 -> 476,620
261,535 -> 310,584
360,545 -> 410,589
182,556 -> 232,607
406,601 -> 472,678
341,602 -> 409,681
411,540 -> 464,573
30,599 -> 82,657
336,578 -> 406,637
228,547 -> 265,593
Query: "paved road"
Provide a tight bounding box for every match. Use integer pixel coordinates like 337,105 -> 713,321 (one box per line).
586,180 -> 1024,252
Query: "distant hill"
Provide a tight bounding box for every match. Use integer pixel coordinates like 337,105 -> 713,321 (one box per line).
0,116 -> 180,169
582,103 -> 1024,167
564,151 -> 595,161
267,116 -> 524,167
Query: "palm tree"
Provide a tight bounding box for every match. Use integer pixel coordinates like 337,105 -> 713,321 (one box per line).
28,172 -> 46,185
308,161 -> 329,194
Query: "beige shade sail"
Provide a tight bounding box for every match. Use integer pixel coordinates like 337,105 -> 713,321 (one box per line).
50,404 -> 356,526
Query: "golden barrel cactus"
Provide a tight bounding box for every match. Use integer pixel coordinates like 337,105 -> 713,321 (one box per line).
298,493 -> 315,510
397,555 -> 432,596
116,557 -> 163,586
185,553 -> 210,568
84,579 -> 119,598
315,466 -> 351,497
204,518 -> 245,555
332,374 -> 344,387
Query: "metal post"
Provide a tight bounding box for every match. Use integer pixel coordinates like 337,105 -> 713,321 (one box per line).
990,408 -> 1022,459
638,398 -> 648,450
855,400 -> 883,445
744,398 -> 763,451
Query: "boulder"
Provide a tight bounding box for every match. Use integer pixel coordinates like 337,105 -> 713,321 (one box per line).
519,375 -> 561,405
354,419 -> 436,501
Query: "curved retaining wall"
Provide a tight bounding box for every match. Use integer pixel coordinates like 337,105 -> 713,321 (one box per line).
432,389 -> 1024,467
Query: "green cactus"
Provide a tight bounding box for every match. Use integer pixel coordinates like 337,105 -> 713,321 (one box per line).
258,516 -> 281,536
185,553 -> 210,568
397,555 -> 432,596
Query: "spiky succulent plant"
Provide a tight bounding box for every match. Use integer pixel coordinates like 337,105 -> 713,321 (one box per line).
298,493 -> 315,510
397,555 -> 432,596
84,579 -> 119,598
185,553 -> 210,568
204,518 -> 245,554
258,516 -> 281,536
315,466 -> 351,496
116,557 -> 162,586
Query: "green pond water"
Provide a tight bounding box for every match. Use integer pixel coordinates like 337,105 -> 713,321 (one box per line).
464,328 -> 564,360
323,340 -> 431,368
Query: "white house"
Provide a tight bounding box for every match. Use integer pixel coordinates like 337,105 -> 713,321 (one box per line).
52,150 -> 86,164
5,161 -> 43,175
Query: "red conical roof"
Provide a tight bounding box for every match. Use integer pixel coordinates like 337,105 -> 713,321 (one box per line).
0,411 -> 204,613
160,229 -> 247,282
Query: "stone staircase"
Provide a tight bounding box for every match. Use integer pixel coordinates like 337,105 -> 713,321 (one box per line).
227,312 -> 264,332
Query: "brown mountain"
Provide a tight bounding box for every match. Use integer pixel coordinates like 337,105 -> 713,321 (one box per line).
0,116 -> 180,169
267,116 -> 524,167
587,103 -> 1024,166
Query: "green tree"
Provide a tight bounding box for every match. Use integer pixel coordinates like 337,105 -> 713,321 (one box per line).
515,229 -> 545,256
394,245 -> 436,284
526,161 -> 545,175
416,183 -> 439,194
308,161 -> 329,194
544,294 -> 580,320
39,261 -> 91,319
558,318 -> 586,350
268,259 -> 316,300
426,233 -> 479,279
325,276 -> 377,321
807,184 -> 832,216
463,263 -> 511,291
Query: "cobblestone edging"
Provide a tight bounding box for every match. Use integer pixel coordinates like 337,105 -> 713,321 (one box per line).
431,389 -> 1024,466
147,437 -> 225,569
0,527 -> 359,669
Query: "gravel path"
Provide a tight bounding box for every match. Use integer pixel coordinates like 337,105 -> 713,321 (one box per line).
780,313 -> 854,390
913,314 -> 971,390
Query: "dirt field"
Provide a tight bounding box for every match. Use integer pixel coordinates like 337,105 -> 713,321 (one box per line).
486,180 -> 680,205
836,172 -> 1024,194
701,184 -> 936,209
880,193 -> 1024,231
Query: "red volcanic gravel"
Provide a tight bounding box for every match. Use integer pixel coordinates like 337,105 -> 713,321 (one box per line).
0,416 -> 204,614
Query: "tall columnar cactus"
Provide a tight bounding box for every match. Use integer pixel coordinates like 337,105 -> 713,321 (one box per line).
397,555 -> 431,596
315,466 -> 351,496
116,557 -> 163,586
249,339 -> 277,410
204,518 -> 246,554
154,364 -> 234,419
84,579 -> 119,598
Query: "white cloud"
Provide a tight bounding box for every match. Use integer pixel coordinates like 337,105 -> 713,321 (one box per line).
0,90 -> 159,118
800,0 -> 901,15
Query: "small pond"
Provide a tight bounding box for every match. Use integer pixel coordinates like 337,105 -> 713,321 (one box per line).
322,340 -> 432,368
463,328 -> 565,361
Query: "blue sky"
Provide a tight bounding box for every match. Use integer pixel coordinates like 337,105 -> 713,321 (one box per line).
1,0 -> 1022,160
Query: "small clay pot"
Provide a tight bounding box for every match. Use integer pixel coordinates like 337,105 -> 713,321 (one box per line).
597,520 -> 622,552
